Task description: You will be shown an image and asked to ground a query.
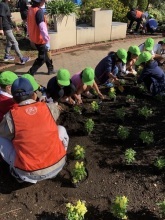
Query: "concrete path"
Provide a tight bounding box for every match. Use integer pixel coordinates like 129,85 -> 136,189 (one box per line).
7,36 -> 163,87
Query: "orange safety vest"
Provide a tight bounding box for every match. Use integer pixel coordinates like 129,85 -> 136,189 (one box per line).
10,102 -> 66,172
27,7 -> 46,44
136,10 -> 143,18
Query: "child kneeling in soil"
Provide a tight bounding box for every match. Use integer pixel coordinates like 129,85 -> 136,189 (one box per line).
126,45 -> 140,75
135,51 -> 165,96
71,67 -> 104,104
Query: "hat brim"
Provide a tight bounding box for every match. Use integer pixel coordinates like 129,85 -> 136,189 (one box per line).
135,59 -> 141,65
145,46 -> 153,51
83,80 -> 94,86
121,58 -> 127,64
58,79 -> 70,86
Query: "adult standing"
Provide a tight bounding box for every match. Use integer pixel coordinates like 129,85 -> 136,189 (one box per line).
0,0 -> 30,63
19,0 -> 30,36
27,0 -> 54,75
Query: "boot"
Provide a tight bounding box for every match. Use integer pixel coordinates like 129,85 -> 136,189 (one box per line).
47,59 -> 56,75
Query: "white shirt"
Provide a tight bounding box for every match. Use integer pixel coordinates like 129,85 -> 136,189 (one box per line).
139,43 -> 155,55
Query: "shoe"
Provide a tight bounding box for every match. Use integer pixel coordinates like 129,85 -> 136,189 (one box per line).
4,55 -> 15,61
48,68 -> 57,75
104,82 -> 114,88
20,57 -> 30,65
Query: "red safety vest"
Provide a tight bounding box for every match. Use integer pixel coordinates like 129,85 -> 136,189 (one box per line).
136,10 -> 143,18
10,102 -> 66,171
27,7 -> 46,44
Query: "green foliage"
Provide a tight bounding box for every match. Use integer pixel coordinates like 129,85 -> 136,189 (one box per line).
117,126 -> 130,140
108,87 -> 116,100
119,79 -> 126,85
111,196 -> 129,219
73,105 -> 82,114
91,101 -> 99,111
66,200 -> 87,220
71,161 -> 87,184
47,0 -> 78,16
125,148 -> 136,164
85,119 -> 95,135
138,106 -> 153,119
157,200 -> 165,218
115,107 -> 126,121
120,0 -> 138,9
73,145 -> 85,160
148,7 -> 165,21
154,157 -> 165,170
137,0 -> 148,11
138,84 -> 147,92
126,95 -> 135,103
139,131 -> 154,145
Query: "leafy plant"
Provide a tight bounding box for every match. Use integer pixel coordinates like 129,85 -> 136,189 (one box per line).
111,196 -> 129,219
138,106 -> 153,119
66,200 -> 87,220
117,126 -> 130,140
85,119 -> 94,135
71,161 -> 87,184
73,105 -> 82,114
108,87 -> 116,100
154,157 -> 165,170
125,148 -> 136,164
157,200 -> 165,218
91,101 -> 99,111
139,131 -> 154,145
119,79 -> 126,85
138,84 -> 146,92
115,107 -> 126,121
126,95 -> 135,103
73,145 -> 85,160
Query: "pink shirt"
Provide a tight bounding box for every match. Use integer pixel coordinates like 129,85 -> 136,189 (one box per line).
71,72 -> 83,90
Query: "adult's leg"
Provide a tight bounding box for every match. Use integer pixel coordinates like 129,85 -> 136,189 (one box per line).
57,125 -> 69,150
135,18 -> 142,32
128,19 -> 134,30
4,30 -> 23,58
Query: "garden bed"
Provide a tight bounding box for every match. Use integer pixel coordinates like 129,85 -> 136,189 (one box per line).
0,75 -> 165,220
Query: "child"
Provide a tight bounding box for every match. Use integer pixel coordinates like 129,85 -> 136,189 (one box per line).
139,38 -> 155,56
135,51 -> 165,96
126,45 -> 140,75
71,67 -> 104,104
0,71 -> 18,122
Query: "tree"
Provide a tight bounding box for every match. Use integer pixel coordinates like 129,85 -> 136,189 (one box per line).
138,0 -> 148,11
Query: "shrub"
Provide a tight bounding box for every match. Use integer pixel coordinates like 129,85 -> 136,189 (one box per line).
154,157 -> 165,170
73,105 -> 82,114
66,200 -> 87,220
157,200 -> 165,219
137,0 -> 148,11
139,131 -> 154,145
91,101 -> 99,111
108,87 -> 116,100
73,145 -> 85,160
115,107 -> 126,121
85,119 -> 94,135
138,106 -> 153,119
111,196 -> 129,219
117,126 -> 130,140
71,161 -> 87,184
125,148 -> 136,164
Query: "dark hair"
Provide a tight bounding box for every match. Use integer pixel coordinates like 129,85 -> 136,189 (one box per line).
0,84 -> 7,89
31,1 -> 40,7
13,93 -> 33,103
127,51 -> 132,62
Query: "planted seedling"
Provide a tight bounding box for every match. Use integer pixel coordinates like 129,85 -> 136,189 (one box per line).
119,79 -> 126,85
73,105 -> 82,114
138,84 -> 146,92
138,106 -> 153,119
126,95 -> 135,103
125,148 -> 136,164
71,161 -> 87,184
139,131 -> 154,145
115,107 -> 126,121
73,145 -> 85,160
111,196 -> 129,220
154,157 -> 165,170
66,200 -> 87,220
108,87 -> 116,101
117,126 -> 130,140
85,119 -> 94,135
91,101 -> 99,111
157,200 -> 165,218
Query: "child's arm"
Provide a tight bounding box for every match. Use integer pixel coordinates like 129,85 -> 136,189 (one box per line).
92,81 -> 104,99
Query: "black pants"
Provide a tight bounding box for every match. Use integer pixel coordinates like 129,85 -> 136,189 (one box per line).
55,84 -> 76,102
28,44 -> 53,75
128,17 -> 142,32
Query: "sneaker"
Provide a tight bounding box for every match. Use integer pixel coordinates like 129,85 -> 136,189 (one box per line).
4,55 -> 15,61
20,57 -> 30,65
104,82 -> 114,88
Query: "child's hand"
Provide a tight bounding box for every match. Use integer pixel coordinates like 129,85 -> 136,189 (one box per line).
98,92 -> 104,99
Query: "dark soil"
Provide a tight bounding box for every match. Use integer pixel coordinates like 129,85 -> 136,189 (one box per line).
0,75 -> 165,220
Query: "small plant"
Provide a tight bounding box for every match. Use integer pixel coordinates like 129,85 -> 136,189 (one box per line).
139,131 -> 154,145
157,200 -> 165,218
115,107 -> 126,121
111,196 -> 129,220
154,157 -> 165,170
73,105 -> 82,114
71,161 -> 87,184
108,87 -> 116,100
91,101 -> 99,111
126,95 -> 135,103
119,79 -> 126,85
73,145 -> 85,160
125,148 -> 136,164
85,119 -> 94,135
138,106 -> 153,119
138,84 -> 146,92
66,200 -> 87,220
117,126 -> 130,140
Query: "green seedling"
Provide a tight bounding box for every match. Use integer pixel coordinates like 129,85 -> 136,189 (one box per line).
66,200 -> 87,220
117,126 -> 130,140
154,157 -> 165,170
73,105 -> 82,114
139,131 -> 154,145
126,95 -> 135,103
85,119 -> 94,135
157,200 -> 165,218
108,87 -> 116,100
138,106 -> 153,119
115,107 -> 126,121
73,145 -> 85,160
119,79 -> 126,85
111,196 -> 129,220
71,161 -> 87,184
138,84 -> 146,92
91,101 -> 99,111
125,148 -> 136,164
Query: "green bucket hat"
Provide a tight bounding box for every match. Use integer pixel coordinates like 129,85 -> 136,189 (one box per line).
135,51 -> 152,66
22,74 -> 39,91
116,49 -> 127,64
0,71 -> 18,85
128,46 -> 140,56
144,38 -> 154,51
57,69 -> 70,86
162,39 -> 165,44
82,67 -> 95,86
